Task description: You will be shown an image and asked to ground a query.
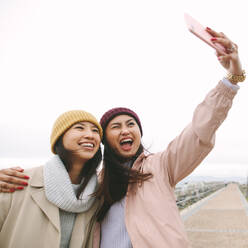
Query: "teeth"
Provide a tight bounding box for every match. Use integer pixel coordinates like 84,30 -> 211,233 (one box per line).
120,138 -> 133,145
81,143 -> 94,148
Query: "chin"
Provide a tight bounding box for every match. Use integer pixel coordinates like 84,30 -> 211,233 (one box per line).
121,151 -> 137,158
78,152 -> 95,160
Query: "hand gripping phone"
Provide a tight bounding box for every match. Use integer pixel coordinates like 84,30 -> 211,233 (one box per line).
184,13 -> 226,55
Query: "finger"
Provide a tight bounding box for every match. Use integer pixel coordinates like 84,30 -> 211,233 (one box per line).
0,188 -> 16,193
1,168 -> 30,180
218,54 -> 232,60
0,183 -> 16,193
219,32 -> 228,39
11,166 -> 24,172
210,37 -> 236,53
206,27 -> 226,38
211,37 -> 231,47
218,54 -> 232,68
215,50 -> 223,57
0,181 -> 25,191
0,174 -> 29,186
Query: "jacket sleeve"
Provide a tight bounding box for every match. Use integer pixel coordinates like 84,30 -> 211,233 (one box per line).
0,193 -> 12,231
155,81 -> 237,187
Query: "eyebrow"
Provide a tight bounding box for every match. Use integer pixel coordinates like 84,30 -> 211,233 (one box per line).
126,118 -> 135,123
75,122 -> 98,129
75,122 -> 85,126
110,118 -> 134,126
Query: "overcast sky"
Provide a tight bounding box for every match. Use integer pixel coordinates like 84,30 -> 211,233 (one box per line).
0,0 -> 247,178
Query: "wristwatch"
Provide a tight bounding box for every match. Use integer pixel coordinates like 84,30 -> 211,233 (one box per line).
226,70 -> 246,84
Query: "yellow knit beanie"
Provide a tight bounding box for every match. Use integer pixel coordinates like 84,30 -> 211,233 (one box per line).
50,110 -> 103,154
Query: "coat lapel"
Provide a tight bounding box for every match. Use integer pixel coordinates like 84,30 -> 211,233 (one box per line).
69,212 -> 85,247
29,166 -> 60,232
70,198 -> 101,248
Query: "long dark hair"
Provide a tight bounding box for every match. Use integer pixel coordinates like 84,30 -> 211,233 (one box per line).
95,142 -> 152,222
54,136 -> 102,198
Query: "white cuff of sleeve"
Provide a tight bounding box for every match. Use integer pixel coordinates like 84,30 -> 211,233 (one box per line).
222,77 -> 240,91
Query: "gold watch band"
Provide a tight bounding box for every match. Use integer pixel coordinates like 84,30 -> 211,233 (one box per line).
226,70 -> 246,83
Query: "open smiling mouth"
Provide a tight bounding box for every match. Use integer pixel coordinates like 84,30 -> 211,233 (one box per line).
120,138 -> 133,150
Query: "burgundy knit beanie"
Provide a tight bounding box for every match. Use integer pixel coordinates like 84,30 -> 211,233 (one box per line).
100,107 -> 143,142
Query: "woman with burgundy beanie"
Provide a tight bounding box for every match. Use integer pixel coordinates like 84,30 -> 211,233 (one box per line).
90,27 -> 245,248
0,28 -> 246,247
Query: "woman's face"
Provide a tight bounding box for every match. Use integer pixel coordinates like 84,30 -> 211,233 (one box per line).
105,114 -> 141,159
62,121 -> 101,163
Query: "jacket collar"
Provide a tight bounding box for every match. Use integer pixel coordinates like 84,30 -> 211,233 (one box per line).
132,152 -> 149,170
30,166 -> 44,187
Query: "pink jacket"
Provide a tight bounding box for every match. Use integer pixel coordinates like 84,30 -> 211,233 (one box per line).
93,82 -> 237,248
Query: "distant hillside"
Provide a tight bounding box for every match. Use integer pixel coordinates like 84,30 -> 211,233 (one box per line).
178,175 -> 246,185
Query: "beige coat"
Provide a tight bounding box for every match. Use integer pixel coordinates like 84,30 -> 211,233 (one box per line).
92,82 -> 237,248
0,166 -> 100,248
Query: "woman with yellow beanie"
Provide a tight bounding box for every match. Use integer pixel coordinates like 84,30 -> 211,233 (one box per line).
0,110 -> 102,248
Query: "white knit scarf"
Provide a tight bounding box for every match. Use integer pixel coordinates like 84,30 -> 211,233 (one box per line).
43,155 -> 97,213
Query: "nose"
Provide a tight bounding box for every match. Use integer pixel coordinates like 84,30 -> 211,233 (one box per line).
120,126 -> 130,135
84,129 -> 94,139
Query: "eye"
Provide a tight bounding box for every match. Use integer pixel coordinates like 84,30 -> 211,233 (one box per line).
74,125 -> 84,130
128,122 -> 135,127
92,128 -> 99,133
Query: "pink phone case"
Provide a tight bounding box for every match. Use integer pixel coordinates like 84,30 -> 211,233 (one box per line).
184,13 -> 226,55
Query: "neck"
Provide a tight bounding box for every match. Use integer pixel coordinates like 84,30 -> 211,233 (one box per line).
118,156 -> 133,163
69,161 -> 85,184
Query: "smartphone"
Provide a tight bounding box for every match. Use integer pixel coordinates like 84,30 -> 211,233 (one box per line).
184,13 -> 226,55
